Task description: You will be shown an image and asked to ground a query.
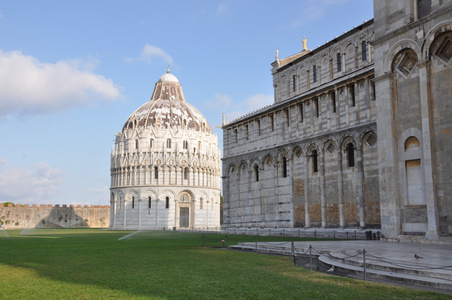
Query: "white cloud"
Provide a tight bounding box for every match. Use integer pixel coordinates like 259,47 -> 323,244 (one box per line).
224,93 -> 273,123
85,186 -> 109,205
289,0 -> 352,27
126,44 -> 173,65
0,161 -> 64,204
0,50 -> 121,116
243,93 -> 273,111
205,93 -> 231,109
216,1 -> 229,14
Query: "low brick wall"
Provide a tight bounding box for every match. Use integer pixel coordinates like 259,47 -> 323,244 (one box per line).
0,204 -> 110,229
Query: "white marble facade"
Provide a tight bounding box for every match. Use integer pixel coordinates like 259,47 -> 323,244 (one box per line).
110,70 -> 221,230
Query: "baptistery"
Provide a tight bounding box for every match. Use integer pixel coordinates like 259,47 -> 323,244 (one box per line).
110,69 -> 221,230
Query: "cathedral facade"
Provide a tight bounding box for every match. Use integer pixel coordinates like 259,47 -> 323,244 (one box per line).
110,70 -> 221,230
222,0 -> 452,241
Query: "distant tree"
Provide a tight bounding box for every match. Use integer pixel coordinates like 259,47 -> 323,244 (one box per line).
1,202 -> 15,207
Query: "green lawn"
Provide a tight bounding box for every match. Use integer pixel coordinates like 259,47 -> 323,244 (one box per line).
0,229 -> 447,299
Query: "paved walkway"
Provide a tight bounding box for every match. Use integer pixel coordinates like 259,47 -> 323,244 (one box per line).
231,240 -> 452,294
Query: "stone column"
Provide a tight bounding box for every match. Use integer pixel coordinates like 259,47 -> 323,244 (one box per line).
110,199 -> 115,229
304,154 -> 310,227
156,199 -> 159,229
138,199 -> 142,229
356,144 -> 365,228
320,152 -> 326,228
374,73 -> 400,239
418,62 -> 439,239
123,198 -> 127,228
337,148 -> 345,227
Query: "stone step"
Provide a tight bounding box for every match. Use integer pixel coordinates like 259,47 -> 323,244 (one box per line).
230,242 -> 452,293
325,249 -> 452,282
318,254 -> 452,292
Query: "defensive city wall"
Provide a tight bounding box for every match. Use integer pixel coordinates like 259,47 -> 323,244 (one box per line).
0,204 -> 110,229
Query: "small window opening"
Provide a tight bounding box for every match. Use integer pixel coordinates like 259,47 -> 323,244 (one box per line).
337,53 -> 342,72
330,91 -> 336,113
184,167 -> 189,180
362,41 -> 367,61
165,197 -> 169,209
135,140 -> 139,149
313,65 -> 317,82
234,129 -> 238,142
150,139 -> 153,148
132,197 -> 135,209
148,196 -> 151,209
183,140 -> 188,149
314,98 -> 319,118
347,143 -> 355,167
270,115 -> 274,131
349,84 -> 355,107
154,167 -> 159,179
167,139 -> 171,148
299,103 -> 304,122
245,125 -> 249,139
292,75 -> 297,92
257,119 -> 261,136
254,165 -> 259,182
312,150 -> 318,173
282,157 -> 288,178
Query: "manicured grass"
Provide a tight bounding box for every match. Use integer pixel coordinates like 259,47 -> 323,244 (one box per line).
0,229 -> 448,299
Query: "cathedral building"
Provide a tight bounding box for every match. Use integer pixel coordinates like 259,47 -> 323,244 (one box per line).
222,0 -> 452,241
110,70 -> 221,230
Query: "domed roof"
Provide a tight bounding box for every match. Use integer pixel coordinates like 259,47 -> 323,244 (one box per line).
122,70 -> 211,133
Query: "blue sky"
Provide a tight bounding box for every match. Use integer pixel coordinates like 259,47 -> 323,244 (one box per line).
0,0 -> 373,205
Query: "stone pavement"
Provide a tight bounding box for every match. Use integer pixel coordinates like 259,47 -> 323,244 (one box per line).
230,240 -> 452,294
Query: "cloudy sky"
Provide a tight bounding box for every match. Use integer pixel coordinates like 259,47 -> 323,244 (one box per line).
0,0 -> 373,205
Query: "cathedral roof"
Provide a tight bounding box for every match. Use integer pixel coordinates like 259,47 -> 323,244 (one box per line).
122,70 -> 211,133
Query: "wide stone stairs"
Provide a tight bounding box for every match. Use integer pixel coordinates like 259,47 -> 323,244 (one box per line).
229,240 -> 452,293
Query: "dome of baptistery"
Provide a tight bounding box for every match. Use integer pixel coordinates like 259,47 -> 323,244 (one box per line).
109,69 -> 221,231
122,71 -> 211,133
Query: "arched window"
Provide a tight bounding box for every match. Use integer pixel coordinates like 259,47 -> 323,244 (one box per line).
148,196 -> 151,209
181,194 -> 189,202
183,140 -> 188,149
135,140 -> 139,149
154,167 -> 159,179
150,139 -> 153,148
312,150 -> 318,173
254,165 -> 259,182
184,167 -> 189,180
347,143 -> 355,167
132,197 -> 135,209
165,197 -> 169,209
337,53 -> 342,72
282,157 -> 288,178
313,65 -> 317,82
167,139 -> 171,148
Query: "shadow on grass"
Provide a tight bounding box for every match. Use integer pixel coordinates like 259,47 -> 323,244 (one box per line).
0,229 -> 447,300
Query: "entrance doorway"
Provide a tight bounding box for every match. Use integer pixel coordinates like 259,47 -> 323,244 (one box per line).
180,207 -> 189,228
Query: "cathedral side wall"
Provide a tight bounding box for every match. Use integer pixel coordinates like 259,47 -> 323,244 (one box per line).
222,21 -> 379,229
0,204 -> 109,229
